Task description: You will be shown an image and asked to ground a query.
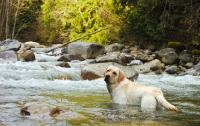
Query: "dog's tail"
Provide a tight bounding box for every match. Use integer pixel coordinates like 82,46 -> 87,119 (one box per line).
155,94 -> 178,111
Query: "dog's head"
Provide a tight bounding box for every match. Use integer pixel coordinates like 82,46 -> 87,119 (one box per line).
104,66 -> 125,85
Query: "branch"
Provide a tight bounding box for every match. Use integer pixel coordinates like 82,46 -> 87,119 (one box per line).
45,27 -> 108,53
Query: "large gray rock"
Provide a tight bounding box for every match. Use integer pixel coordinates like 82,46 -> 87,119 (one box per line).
65,42 -> 105,59
0,51 -> 18,62
0,39 -> 21,51
80,62 -> 139,81
161,52 -> 178,65
165,65 -> 178,74
178,50 -> 192,62
155,48 -> 175,58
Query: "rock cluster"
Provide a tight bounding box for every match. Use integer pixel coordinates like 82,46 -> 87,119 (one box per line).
58,42 -> 200,80
0,39 -> 199,81
0,39 -> 40,62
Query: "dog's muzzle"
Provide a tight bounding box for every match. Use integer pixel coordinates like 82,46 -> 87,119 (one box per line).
104,74 -> 110,83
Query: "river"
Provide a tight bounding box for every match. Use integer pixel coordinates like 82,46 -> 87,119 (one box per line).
0,53 -> 200,126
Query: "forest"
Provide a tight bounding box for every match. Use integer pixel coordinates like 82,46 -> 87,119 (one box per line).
0,0 -> 199,47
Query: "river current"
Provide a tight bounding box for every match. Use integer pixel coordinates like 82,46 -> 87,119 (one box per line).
0,53 -> 200,126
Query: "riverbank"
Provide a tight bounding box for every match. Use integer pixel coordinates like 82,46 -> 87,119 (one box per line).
0,39 -> 199,81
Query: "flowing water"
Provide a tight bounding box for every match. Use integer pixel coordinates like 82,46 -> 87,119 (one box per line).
0,54 -> 200,126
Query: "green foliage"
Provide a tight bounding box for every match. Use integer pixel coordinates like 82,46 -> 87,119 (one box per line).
1,0 -> 199,46
109,0 -> 200,43
39,0 -> 121,44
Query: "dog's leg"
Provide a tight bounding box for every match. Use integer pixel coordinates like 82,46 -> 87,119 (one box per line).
141,95 -> 157,109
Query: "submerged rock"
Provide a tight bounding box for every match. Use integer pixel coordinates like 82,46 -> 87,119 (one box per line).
20,102 -> 85,120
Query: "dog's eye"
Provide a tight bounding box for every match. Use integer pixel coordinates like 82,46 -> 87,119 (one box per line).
107,69 -> 110,72
113,72 -> 117,75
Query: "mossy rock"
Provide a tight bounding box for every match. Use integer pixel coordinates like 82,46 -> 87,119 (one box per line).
192,49 -> 200,56
167,42 -> 186,53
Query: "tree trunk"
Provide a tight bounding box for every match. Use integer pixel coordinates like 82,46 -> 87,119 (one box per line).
5,0 -> 10,39
12,0 -> 20,39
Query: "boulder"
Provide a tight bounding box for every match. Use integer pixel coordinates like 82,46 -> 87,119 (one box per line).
24,41 -> 45,48
145,59 -> 164,71
105,43 -> 125,53
165,65 -> 178,74
57,54 -> 85,62
95,52 -> 121,63
0,39 -> 21,51
178,50 -> 192,62
185,62 -> 194,69
131,59 -> 164,74
80,62 -> 139,81
17,49 -> 35,62
0,51 -> 18,62
65,42 -> 105,59
161,52 -> 178,65
155,48 -> 175,59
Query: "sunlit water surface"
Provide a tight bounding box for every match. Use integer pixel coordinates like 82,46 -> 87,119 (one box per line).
0,54 -> 200,126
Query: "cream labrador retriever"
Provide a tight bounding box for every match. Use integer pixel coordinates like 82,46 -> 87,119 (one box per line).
104,66 -> 178,111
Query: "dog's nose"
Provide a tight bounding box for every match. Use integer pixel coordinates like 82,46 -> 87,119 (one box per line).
104,74 -> 110,82
105,75 -> 110,78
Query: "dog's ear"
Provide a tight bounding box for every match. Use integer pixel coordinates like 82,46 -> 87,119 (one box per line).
118,70 -> 125,82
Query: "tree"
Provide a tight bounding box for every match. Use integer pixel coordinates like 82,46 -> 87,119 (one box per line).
109,0 -> 200,45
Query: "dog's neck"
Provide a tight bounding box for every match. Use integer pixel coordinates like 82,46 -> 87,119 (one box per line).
107,78 -> 130,97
